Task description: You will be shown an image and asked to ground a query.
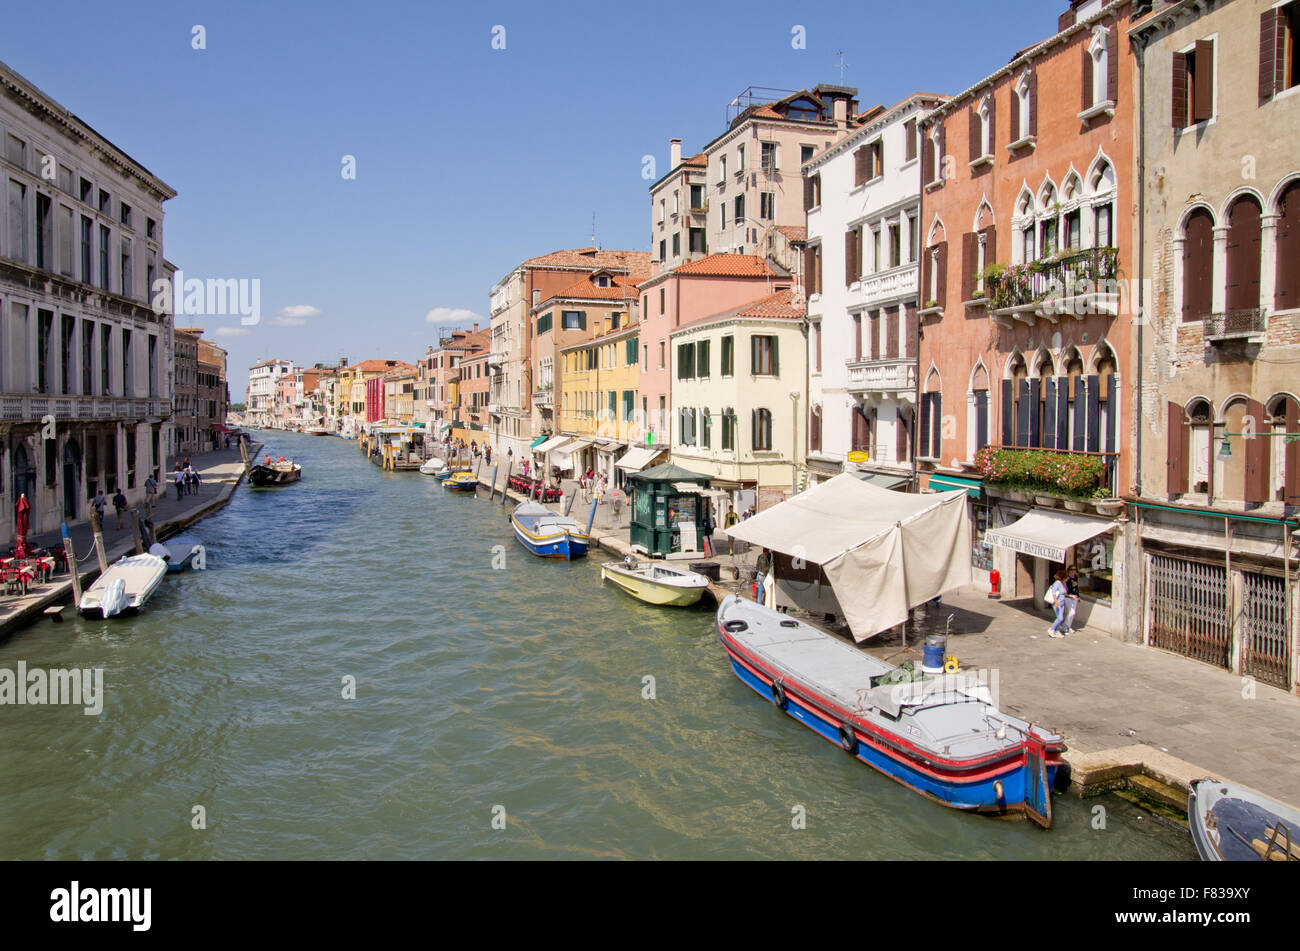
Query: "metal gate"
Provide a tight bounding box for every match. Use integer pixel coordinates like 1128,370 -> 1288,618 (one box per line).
1147,554 -> 1230,669
1242,571 -> 1290,690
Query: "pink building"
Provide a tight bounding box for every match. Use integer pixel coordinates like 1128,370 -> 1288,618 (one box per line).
635,254 -> 782,444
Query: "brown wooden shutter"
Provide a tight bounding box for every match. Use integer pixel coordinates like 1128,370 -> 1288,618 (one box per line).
1277,184 -> 1299,310
885,306 -> 899,359
1010,86 -> 1020,142
935,241 -> 948,303
905,119 -> 917,162
854,146 -> 868,187
876,140 -> 884,178
968,107 -> 980,162
937,124 -> 946,179
921,250 -> 931,303
803,245 -> 815,299
1193,40 -> 1214,122
803,176 -> 815,211
1166,402 -> 1188,495
1028,71 -> 1038,136
896,408 -> 910,462
845,229 -> 857,286
986,93 -> 996,155
982,225 -> 997,267
1107,27 -> 1119,103
1286,399 -> 1300,504
1260,10 -> 1282,102
1245,398 -> 1270,504
1226,198 -> 1262,311
904,303 -> 918,359
961,232 -> 977,302
854,313 -> 862,360
1172,52 -> 1188,128
1183,209 -> 1214,321
1082,43 -> 1094,110
921,124 -> 934,183
870,311 -> 880,360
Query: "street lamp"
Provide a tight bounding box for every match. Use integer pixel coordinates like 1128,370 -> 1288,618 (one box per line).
1217,430 -> 1300,461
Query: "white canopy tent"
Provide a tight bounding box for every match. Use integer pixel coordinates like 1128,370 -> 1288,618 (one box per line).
722,473 -> 972,641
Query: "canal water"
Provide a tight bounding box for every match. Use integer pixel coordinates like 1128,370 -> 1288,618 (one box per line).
0,431 -> 1196,860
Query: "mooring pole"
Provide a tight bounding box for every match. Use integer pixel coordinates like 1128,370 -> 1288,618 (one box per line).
87,505 -> 109,574
60,522 -> 82,605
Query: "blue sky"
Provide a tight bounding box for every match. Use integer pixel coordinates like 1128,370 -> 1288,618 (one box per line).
5,0 -> 1065,396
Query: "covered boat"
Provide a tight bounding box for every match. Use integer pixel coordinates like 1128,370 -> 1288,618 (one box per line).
1189,780 -> 1300,861
601,558 -> 709,606
78,554 -> 168,618
443,471 -> 479,492
419,457 -> 448,476
716,595 -> 1065,827
149,535 -> 206,572
511,501 -> 588,559
249,455 -> 301,486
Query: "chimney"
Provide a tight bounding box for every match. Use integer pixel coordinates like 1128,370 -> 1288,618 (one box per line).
670,138 -> 682,169
833,98 -> 847,130
472,322 -> 478,332
532,289 -> 541,307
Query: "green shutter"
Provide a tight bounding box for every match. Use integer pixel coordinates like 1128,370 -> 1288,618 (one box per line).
771,336 -> 779,376
698,339 -> 710,379
578,310 -> 587,330
750,336 -> 758,375
751,409 -> 758,449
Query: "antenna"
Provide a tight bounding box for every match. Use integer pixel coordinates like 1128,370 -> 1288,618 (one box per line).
592,212 -> 599,249
833,50 -> 848,84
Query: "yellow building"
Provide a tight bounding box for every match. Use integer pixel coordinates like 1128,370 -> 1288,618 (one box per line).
557,310 -> 642,482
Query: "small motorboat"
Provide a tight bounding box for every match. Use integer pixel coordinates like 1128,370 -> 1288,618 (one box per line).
249,455 -> 301,487
419,457 -> 448,476
715,596 -> 1066,827
1189,779 -> 1300,861
78,554 -> 168,618
511,501 -> 588,559
306,426 -> 329,436
602,556 -> 709,606
443,471 -> 479,492
435,465 -> 470,482
149,534 -> 207,572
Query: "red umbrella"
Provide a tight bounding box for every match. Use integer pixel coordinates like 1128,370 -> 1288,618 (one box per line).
14,493 -> 30,559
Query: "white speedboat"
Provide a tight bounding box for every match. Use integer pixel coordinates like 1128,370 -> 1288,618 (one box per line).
601,557 -> 710,606
419,457 -> 448,476
78,554 -> 168,618
149,535 -> 207,572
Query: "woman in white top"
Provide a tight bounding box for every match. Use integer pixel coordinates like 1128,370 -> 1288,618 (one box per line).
1046,569 -> 1069,638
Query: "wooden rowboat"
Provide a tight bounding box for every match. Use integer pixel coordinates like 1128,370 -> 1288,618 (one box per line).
1189,779 -> 1300,861
601,558 -> 709,606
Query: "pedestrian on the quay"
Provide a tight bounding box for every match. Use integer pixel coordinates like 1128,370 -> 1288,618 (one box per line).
523,458 -> 530,478
189,467 -> 202,494
701,500 -> 715,558
173,466 -> 185,500
755,548 -> 772,605
1062,566 -> 1081,635
112,488 -> 128,530
1046,569 -> 1069,638
725,506 -> 740,555
91,489 -> 107,525
485,445 -> 492,466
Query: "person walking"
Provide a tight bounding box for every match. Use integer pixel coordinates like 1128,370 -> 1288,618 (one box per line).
485,445 -> 492,467
701,501 -> 715,558
725,506 -> 740,556
91,489 -> 107,526
1046,570 -> 1069,638
173,465 -> 185,500
1062,566 -> 1081,635
112,487 -> 128,530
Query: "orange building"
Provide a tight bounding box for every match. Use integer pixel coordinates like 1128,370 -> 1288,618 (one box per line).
917,0 -> 1138,634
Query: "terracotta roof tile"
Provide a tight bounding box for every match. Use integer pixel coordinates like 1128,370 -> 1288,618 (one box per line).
542,272 -> 641,305
672,253 -> 774,278
521,247 -> 653,278
774,225 -> 807,244
677,287 -> 805,332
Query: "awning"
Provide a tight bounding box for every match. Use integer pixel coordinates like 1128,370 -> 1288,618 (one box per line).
984,509 -> 1116,562
534,435 -> 571,454
615,446 -> 664,471
851,471 -> 910,490
529,435 -> 548,448
564,438 -> 594,455
724,474 -> 971,642
928,473 -> 983,498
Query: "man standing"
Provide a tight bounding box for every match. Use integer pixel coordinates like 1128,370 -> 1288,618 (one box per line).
91,489 -> 108,526
112,488 -> 128,530
144,473 -> 158,519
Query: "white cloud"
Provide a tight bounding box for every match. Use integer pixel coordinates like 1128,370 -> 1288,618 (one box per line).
271,304 -> 321,327
425,307 -> 483,325
214,326 -> 251,337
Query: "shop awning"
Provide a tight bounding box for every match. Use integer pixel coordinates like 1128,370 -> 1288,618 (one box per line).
927,473 -> 983,498
564,438 -> 594,455
984,509 -> 1116,562
534,435 -> 571,454
615,446 -> 664,472
529,435 -> 548,448
851,471 -> 910,490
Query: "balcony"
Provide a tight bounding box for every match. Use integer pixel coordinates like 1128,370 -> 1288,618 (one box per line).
1203,309 -> 1266,343
985,247 -> 1120,324
855,264 -> 918,304
974,444 -> 1120,501
0,393 -> 169,422
533,389 -> 553,408
845,358 -> 917,400
487,351 -> 506,367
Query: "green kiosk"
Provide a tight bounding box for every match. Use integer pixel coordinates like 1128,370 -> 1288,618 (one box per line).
628,464 -> 713,557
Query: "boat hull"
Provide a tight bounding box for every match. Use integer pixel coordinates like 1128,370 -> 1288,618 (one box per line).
249,464 -> 301,487
511,518 -> 588,559
716,601 -> 1063,826
78,554 -> 168,618
1189,779 -> 1300,861
601,564 -> 707,606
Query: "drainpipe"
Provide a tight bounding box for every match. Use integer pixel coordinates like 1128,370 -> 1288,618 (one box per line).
1134,28 -> 1147,497
913,107 -> 925,493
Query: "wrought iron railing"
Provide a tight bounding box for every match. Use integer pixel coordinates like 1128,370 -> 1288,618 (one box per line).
1202,309 -> 1266,339
985,247 -> 1119,312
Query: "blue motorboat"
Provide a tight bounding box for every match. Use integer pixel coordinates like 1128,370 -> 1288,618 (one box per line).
716,596 -> 1065,827
510,501 -> 588,559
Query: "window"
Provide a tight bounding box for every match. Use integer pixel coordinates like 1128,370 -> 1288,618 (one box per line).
888,222 -> 902,268
79,177 -> 92,203
672,190 -> 679,215
718,154 -> 727,182
904,118 -> 917,162
1174,40 -> 1215,128
760,142 -> 777,172
697,339 -> 710,379
918,391 -> 942,458
689,227 -> 706,253
689,184 -> 704,210
760,192 -> 774,219
801,145 -> 815,164
672,233 -> 680,257
752,408 -> 773,451
5,134 -> 26,167
659,288 -> 665,315
35,193 -> 51,270
804,174 -> 821,211
812,322 -> 822,373
1276,180 -> 1300,310
734,195 -> 744,227
1225,195 -> 1263,311
642,344 -> 648,370
658,199 -> 665,223
8,179 -> 27,262
536,312 -> 553,335
98,189 -> 111,214
736,143 -> 745,173
1012,74 -> 1034,143
120,237 -> 132,298
1065,209 -> 1082,250
701,407 -> 712,448
658,239 -> 665,262
720,201 -> 728,230
908,213 -> 919,263
722,408 -> 736,449
146,217 -> 156,240
120,202 -> 132,227
721,335 -> 734,376
854,140 -> 883,186
658,341 -> 665,369
677,342 -> 696,379
751,335 -> 778,376
871,227 -> 881,272
98,224 -> 110,291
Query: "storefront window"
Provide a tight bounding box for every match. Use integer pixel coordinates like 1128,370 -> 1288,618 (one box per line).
971,500 -> 993,570
1070,535 -> 1113,603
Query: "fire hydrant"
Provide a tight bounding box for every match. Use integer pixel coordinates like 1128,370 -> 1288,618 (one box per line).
988,568 -> 1001,599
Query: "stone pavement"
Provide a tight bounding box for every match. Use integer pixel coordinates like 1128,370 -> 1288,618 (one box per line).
0,442 -> 261,639
860,587 -> 1300,808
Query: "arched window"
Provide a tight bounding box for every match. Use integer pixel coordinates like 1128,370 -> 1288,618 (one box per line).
978,100 -> 992,157
1217,397 -> 1251,501
1089,160 -> 1115,248
1225,195 -> 1263,312
1182,208 -> 1214,322
1267,394 -> 1299,503
1014,74 -> 1032,142
1090,31 -> 1110,105
1038,184 -> 1058,258
1094,342 -> 1118,453
1015,191 -> 1035,263
1065,349 -> 1085,451
1276,180 -> 1300,311
1003,353 -> 1029,447
751,407 -> 772,451
919,369 -> 942,458
1062,173 -> 1083,250
1186,398 -> 1212,494
971,363 -> 990,453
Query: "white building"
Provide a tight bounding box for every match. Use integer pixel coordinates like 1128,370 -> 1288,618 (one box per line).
245,358 -> 291,427
803,93 -> 947,488
0,59 -> 176,545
